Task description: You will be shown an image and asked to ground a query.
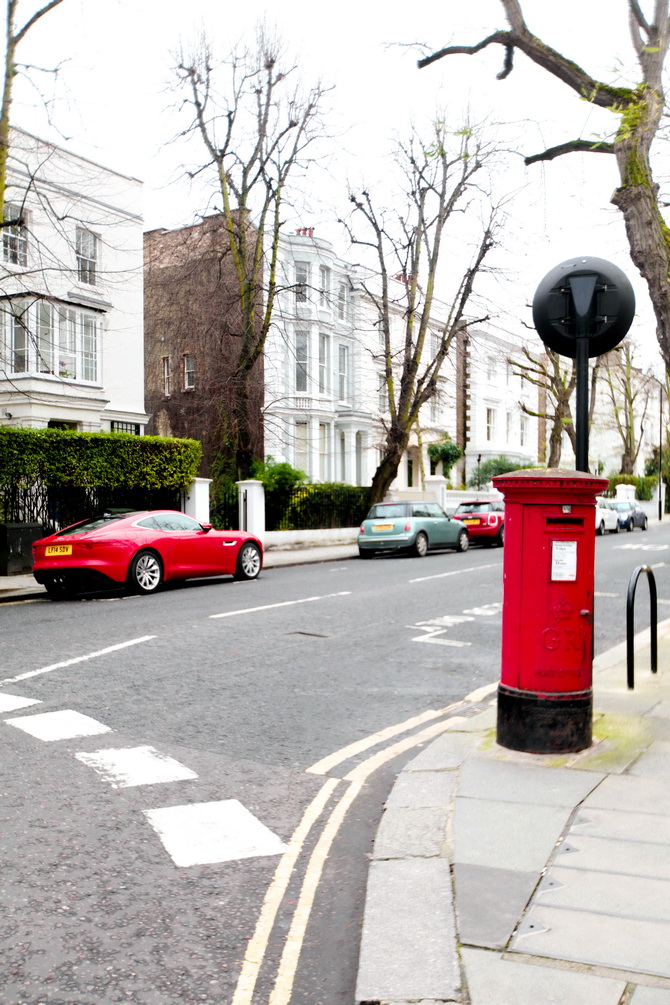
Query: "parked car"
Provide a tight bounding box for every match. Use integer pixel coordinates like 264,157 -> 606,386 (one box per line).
451,500 -> 505,547
609,499 -> 649,532
595,497 -> 620,535
358,501 -> 469,558
32,510 -> 263,598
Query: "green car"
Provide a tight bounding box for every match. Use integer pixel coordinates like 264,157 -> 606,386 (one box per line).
358,501 -> 469,559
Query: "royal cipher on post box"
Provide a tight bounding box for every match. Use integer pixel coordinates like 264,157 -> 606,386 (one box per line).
491,469 -> 608,754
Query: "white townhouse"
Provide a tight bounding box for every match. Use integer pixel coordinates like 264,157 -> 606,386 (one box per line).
264,228 -> 379,485
0,128 -> 148,433
264,228 -> 467,491
452,328 -> 540,484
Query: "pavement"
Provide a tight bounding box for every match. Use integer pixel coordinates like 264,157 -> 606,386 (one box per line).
5,539 -> 670,1004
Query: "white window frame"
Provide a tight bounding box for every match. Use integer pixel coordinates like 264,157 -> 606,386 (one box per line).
163,355 -> 171,396
2,299 -> 99,381
76,226 -> 98,285
295,262 -> 309,303
338,344 -> 349,402
520,412 -> 529,447
486,407 -> 497,442
319,265 -> 330,306
337,281 -> 349,321
295,330 -> 309,393
318,333 -> 329,394
183,353 -> 195,390
3,203 -> 27,267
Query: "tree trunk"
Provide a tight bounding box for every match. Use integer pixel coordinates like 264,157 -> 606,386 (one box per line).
369,428 -> 409,503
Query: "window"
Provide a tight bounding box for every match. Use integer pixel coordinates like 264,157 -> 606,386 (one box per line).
337,281 -> 349,320
486,407 -> 496,441
506,411 -> 512,443
295,262 -> 309,303
319,423 -> 328,480
295,421 -> 309,472
295,331 -> 309,393
111,421 -> 140,434
183,353 -> 195,390
520,413 -> 529,447
407,456 -> 414,487
319,265 -> 330,306
76,227 -> 98,285
378,374 -> 388,412
3,299 -> 99,380
163,356 -> 171,396
338,344 -> 349,401
318,334 -> 329,393
3,203 -> 27,266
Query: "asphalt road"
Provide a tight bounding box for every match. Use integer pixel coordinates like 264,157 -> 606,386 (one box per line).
1,525 -> 668,1004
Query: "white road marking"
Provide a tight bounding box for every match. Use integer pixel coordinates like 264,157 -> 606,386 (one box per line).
144,799 -> 287,868
614,543 -> 670,551
75,745 -> 198,788
0,635 -> 156,685
209,592 -> 351,619
409,562 -> 496,583
463,602 -> 503,616
6,709 -> 111,741
0,693 -> 41,713
595,592 -> 619,598
414,615 -> 475,627
411,628 -> 471,647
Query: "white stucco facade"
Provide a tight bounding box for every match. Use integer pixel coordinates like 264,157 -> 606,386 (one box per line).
0,128 -> 148,433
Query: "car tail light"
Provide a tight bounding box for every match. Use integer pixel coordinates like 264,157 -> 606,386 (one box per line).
487,514 -> 498,526
404,522 -> 411,532
359,524 -> 365,534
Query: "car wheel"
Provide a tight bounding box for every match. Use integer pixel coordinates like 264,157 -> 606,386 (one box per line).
496,525 -> 505,547
412,531 -> 429,558
234,541 -> 262,580
612,521 -> 619,533
129,549 -> 163,594
44,575 -> 74,600
597,520 -> 605,536
359,549 -> 375,559
627,518 -> 634,532
642,516 -> 648,531
455,530 -> 469,553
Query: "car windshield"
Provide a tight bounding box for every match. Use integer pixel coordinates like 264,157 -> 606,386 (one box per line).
455,503 -> 492,514
611,502 -> 632,511
366,504 -> 406,519
56,514 -> 131,536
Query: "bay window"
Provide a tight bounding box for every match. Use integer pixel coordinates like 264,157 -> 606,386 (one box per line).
2,298 -> 100,381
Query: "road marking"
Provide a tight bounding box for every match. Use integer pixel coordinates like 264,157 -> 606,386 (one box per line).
209,592 -> 351,619
144,799 -> 287,868
343,715 -> 469,782
305,703 -> 465,775
0,692 -> 41,713
6,709 -> 111,741
614,543 -> 669,551
231,778 -> 339,1005
268,781 -> 363,1005
75,745 -> 198,788
409,562 -> 497,583
0,635 -> 156,685
595,591 -> 620,598
463,602 -> 503,616
411,629 -> 471,647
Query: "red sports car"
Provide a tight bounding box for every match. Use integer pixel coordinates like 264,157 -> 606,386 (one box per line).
451,500 -> 505,547
32,510 -> 263,598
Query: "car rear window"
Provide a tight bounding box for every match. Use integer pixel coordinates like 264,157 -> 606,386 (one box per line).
367,504 -> 407,519
57,515 -> 128,536
455,502 -> 492,514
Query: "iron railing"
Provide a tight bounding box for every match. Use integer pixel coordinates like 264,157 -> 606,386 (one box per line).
0,483 -> 182,534
626,565 -> 658,690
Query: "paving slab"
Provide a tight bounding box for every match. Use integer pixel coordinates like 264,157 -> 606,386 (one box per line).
385,768 -> 458,808
630,987 -> 670,1004
552,833 -> 670,879
404,729 -> 482,771
509,904 -> 670,977
451,707 -> 497,732
628,741 -> 670,777
373,806 -> 448,859
458,758 -> 603,806
581,773 -> 670,815
461,947 -> 626,1005
355,859 -> 461,1003
650,700 -> 670,719
570,806 -> 670,844
453,863 -> 539,949
454,797 -> 571,872
536,866 -> 670,922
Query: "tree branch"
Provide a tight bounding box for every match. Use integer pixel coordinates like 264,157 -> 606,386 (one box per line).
525,139 -> 615,164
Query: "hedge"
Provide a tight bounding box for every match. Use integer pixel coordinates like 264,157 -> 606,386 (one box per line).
606,473 -> 657,501
0,427 -> 201,490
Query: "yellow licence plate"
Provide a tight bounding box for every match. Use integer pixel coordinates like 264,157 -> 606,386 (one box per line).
45,544 -> 72,556
373,523 -> 394,531
463,519 -> 480,526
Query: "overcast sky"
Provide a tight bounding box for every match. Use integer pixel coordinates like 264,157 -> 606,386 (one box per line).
10,0 -> 664,368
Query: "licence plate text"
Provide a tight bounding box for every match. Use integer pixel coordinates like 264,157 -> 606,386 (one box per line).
373,523 -> 394,531
45,544 -> 72,556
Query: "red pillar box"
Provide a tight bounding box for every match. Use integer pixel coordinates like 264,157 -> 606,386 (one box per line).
492,469 -> 608,753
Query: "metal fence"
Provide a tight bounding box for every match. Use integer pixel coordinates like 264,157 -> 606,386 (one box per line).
211,483 -> 372,532
0,483 -> 182,534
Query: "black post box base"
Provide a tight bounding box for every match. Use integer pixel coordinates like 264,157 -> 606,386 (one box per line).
497,684 -> 592,754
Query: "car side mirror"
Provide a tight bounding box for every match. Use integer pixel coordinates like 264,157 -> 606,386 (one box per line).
201,523 -> 213,533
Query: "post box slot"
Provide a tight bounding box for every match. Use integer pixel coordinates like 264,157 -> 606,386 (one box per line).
545,517 -> 584,526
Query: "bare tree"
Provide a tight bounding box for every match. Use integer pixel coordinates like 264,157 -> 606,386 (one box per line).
599,342 -> 654,473
176,28 -> 326,479
343,121 -> 497,503
512,348 -> 577,467
0,0 -> 65,221
420,1 -> 670,372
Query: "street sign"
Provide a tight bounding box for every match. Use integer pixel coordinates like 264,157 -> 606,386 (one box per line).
532,256 -> 635,359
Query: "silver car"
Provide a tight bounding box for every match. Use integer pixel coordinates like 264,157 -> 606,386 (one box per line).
358,501 -> 469,558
